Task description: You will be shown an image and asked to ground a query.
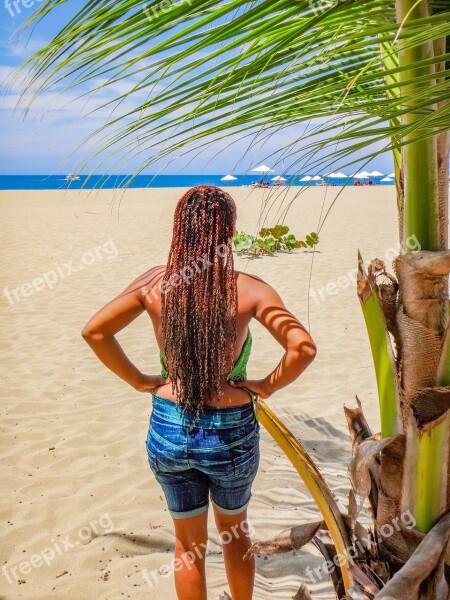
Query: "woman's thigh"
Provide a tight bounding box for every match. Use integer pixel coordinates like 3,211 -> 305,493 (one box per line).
146,415 -> 211,519
182,408 -> 260,514
203,423 -> 260,514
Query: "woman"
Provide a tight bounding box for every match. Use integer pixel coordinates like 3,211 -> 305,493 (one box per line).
82,186 -> 317,600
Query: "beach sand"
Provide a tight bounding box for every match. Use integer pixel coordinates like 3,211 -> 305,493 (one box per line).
0,185 -> 399,599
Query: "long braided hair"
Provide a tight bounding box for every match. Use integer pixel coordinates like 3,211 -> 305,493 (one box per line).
161,186 -> 238,421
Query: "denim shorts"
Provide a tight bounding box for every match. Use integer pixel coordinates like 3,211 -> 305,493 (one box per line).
145,393 -> 260,519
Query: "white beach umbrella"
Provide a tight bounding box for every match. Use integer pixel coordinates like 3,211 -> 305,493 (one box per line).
381,177 -> 393,182
326,172 -> 347,180
311,175 -> 323,181
359,170 -> 371,176
369,170 -> 384,177
300,175 -> 312,181
388,172 -> 396,178
271,175 -> 287,181
251,164 -> 275,173
220,174 -> 237,181
353,172 -> 369,179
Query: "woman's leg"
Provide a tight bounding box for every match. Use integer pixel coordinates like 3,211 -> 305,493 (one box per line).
172,510 -> 209,600
212,506 -> 255,600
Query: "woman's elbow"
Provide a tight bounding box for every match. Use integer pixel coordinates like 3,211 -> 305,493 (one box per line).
81,323 -> 102,342
299,337 -> 317,364
81,325 -> 92,341
305,341 -> 317,362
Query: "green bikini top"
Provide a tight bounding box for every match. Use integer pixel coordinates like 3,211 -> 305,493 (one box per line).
159,329 -> 252,382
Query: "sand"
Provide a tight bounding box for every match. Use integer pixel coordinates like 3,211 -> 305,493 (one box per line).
0,185 -> 400,600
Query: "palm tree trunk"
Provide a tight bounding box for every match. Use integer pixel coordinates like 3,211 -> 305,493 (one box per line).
394,0 -> 449,535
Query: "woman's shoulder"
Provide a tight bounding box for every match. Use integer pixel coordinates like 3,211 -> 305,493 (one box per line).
135,267 -> 274,297
235,270 -> 278,301
125,266 -> 166,299
235,270 -> 270,287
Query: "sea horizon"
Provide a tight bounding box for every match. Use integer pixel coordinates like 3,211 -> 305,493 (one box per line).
0,174 -> 394,191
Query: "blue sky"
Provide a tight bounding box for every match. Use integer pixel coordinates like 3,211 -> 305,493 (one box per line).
0,1 -> 395,176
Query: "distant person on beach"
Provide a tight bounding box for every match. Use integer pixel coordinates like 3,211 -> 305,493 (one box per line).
81,185 -> 316,600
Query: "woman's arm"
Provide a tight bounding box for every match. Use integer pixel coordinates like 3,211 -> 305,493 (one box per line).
231,279 -> 316,399
81,269 -> 168,392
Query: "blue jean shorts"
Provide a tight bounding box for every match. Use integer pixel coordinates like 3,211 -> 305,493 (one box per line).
145,393 -> 260,519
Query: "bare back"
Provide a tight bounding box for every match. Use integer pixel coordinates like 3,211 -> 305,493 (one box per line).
142,267 -> 261,407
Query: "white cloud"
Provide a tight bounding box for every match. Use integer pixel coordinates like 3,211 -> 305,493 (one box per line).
2,36 -> 48,58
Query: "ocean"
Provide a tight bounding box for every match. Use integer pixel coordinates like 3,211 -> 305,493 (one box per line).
0,174 -> 394,190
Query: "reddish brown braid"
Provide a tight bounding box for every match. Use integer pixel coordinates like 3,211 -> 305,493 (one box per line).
161,186 -> 238,421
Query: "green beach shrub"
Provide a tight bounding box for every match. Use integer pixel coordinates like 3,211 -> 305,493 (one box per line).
233,226 -> 319,255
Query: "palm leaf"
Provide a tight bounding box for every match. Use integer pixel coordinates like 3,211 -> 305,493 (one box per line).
356,252 -> 402,437
10,0 -> 450,178
254,398 -> 354,591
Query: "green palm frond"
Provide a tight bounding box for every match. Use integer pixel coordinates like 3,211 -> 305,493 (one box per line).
10,0 -> 450,175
